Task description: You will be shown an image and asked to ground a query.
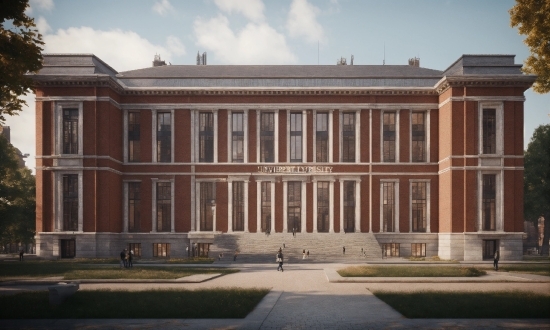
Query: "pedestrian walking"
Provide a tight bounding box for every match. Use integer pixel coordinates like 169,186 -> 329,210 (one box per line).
19,249 -> 24,261
119,249 -> 126,268
277,250 -> 284,272
343,246 -> 345,255
128,250 -> 133,268
306,250 -> 309,259
493,249 -> 500,271
302,249 -> 306,259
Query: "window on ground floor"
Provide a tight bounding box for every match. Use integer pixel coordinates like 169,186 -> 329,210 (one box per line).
60,239 -> 76,258
153,243 -> 170,257
383,243 -> 400,257
482,240 -> 497,260
411,243 -> 426,257
261,182 -> 271,233
128,243 -> 141,257
232,181 -> 245,231
287,181 -> 301,232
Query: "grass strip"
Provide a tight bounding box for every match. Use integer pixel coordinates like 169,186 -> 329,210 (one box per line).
0,262 -> 237,280
338,266 -> 485,277
499,264 -> 550,277
0,288 -> 270,319
373,290 -> 550,318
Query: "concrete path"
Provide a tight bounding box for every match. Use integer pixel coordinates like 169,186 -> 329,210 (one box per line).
1,263 -> 549,329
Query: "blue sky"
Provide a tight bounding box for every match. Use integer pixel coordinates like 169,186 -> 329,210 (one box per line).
6,0 -> 549,171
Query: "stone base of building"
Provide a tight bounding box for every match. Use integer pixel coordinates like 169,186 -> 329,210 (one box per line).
35,231 -> 525,261
438,232 -> 524,261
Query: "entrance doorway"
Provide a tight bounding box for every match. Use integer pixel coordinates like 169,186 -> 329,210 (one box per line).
60,239 -> 75,258
195,243 -> 210,257
482,240 -> 497,260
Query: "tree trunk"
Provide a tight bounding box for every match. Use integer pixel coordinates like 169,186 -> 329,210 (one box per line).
540,212 -> 550,256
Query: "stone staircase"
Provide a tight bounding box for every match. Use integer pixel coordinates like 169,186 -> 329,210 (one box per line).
210,232 -> 383,263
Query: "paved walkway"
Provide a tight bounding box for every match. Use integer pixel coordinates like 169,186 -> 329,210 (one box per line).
1,263 -> 549,329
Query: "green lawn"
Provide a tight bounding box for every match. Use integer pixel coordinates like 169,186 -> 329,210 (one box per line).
373,291 -> 550,318
0,288 -> 270,319
499,264 -> 550,277
338,266 -> 485,277
0,261 -> 236,280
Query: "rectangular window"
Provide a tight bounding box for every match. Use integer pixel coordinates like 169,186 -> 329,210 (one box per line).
156,182 -> 171,232
199,113 -> 214,162
200,182 -> 215,231
62,174 -> 78,231
153,243 -> 170,257
62,109 -> 79,154
343,181 -> 355,232
128,112 -> 141,162
231,112 -> 244,163
60,239 -> 76,258
482,240 -> 496,260
411,182 -> 427,232
482,174 -> 496,231
316,112 -> 329,162
157,112 -> 171,162
411,112 -> 426,162
342,113 -> 355,162
317,182 -> 329,232
411,243 -> 426,257
128,243 -> 141,257
128,182 -> 141,232
290,113 -> 302,162
260,113 -> 275,162
382,182 -> 395,232
482,109 -> 496,154
383,112 -> 396,162
383,243 -> 400,257
287,181 -> 301,232
232,182 -> 245,231
261,182 -> 271,232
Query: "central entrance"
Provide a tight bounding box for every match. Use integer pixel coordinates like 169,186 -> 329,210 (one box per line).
287,181 -> 301,232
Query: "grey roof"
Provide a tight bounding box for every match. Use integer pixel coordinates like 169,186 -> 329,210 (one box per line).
32,54 -> 531,89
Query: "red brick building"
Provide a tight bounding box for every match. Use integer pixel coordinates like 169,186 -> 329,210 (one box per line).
30,54 -> 534,260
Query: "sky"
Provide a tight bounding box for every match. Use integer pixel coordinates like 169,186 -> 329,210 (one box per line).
5,0 -> 550,172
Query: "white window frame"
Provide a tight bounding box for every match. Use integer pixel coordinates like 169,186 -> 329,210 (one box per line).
53,171 -> 83,232
256,110 -> 279,163
152,109 -> 175,163
339,177 -> 361,233
409,179 -> 430,233
282,177 -> 306,233
256,178 -> 276,233
381,110 -> 399,163
340,111 -> 360,163
54,102 -> 83,156
410,110 -> 430,163
380,179 -> 400,233
123,180 -> 141,233
227,177 -> 249,233
313,110 -> 333,163
477,170 -> 503,232
191,110 -> 218,163
478,102 -> 503,156
287,110 -> 307,163
151,178 -> 175,233
194,180 -> 217,232
313,177 -> 335,233
228,111 -> 248,163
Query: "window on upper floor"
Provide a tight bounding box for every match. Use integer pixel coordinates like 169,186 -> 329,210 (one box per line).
342,113 -> 355,162
156,182 -> 171,232
290,112 -> 303,162
482,174 -> 496,231
411,112 -> 426,162
482,109 -> 496,154
316,112 -> 329,162
382,181 -> 396,232
128,112 -> 141,162
383,112 -> 396,162
411,181 -> 428,232
260,112 -> 275,162
128,182 -> 141,232
157,112 -> 171,162
231,112 -> 244,163
199,112 -> 214,163
62,109 -> 79,154
62,174 -> 78,231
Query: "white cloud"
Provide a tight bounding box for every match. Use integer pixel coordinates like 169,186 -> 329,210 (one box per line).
4,93 -> 36,172
214,0 -> 265,23
43,26 -> 185,71
36,16 -> 51,34
286,0 -> 325,44
194,14 -> 296,64
152,0 -> 174,16
27,0 -> 54,13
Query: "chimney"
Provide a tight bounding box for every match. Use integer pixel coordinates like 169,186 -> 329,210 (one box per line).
196,51 -> 207,65
153,54 -> 166,67
408,57 -> 420,67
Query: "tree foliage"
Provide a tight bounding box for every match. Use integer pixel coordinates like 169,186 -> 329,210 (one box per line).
0,0 -> 44,124
0,135 -> 35,248
524,124 -> 550,255
510,0 -> 550,93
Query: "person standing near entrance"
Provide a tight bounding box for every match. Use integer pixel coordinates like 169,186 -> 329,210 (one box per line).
494,249 -> 500,271
343,246 -> 345,255
277,249 -> 284,272
128,250 -> 133,268
120,249 -> 126,268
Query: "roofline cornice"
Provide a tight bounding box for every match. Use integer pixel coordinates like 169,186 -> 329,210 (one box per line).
435,75 -> 537,94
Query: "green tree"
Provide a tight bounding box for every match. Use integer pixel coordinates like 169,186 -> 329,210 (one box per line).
0,0 -> 44,124
524,124 -> 550,255
0,135 -> 35,251
509,0 -> 550,93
